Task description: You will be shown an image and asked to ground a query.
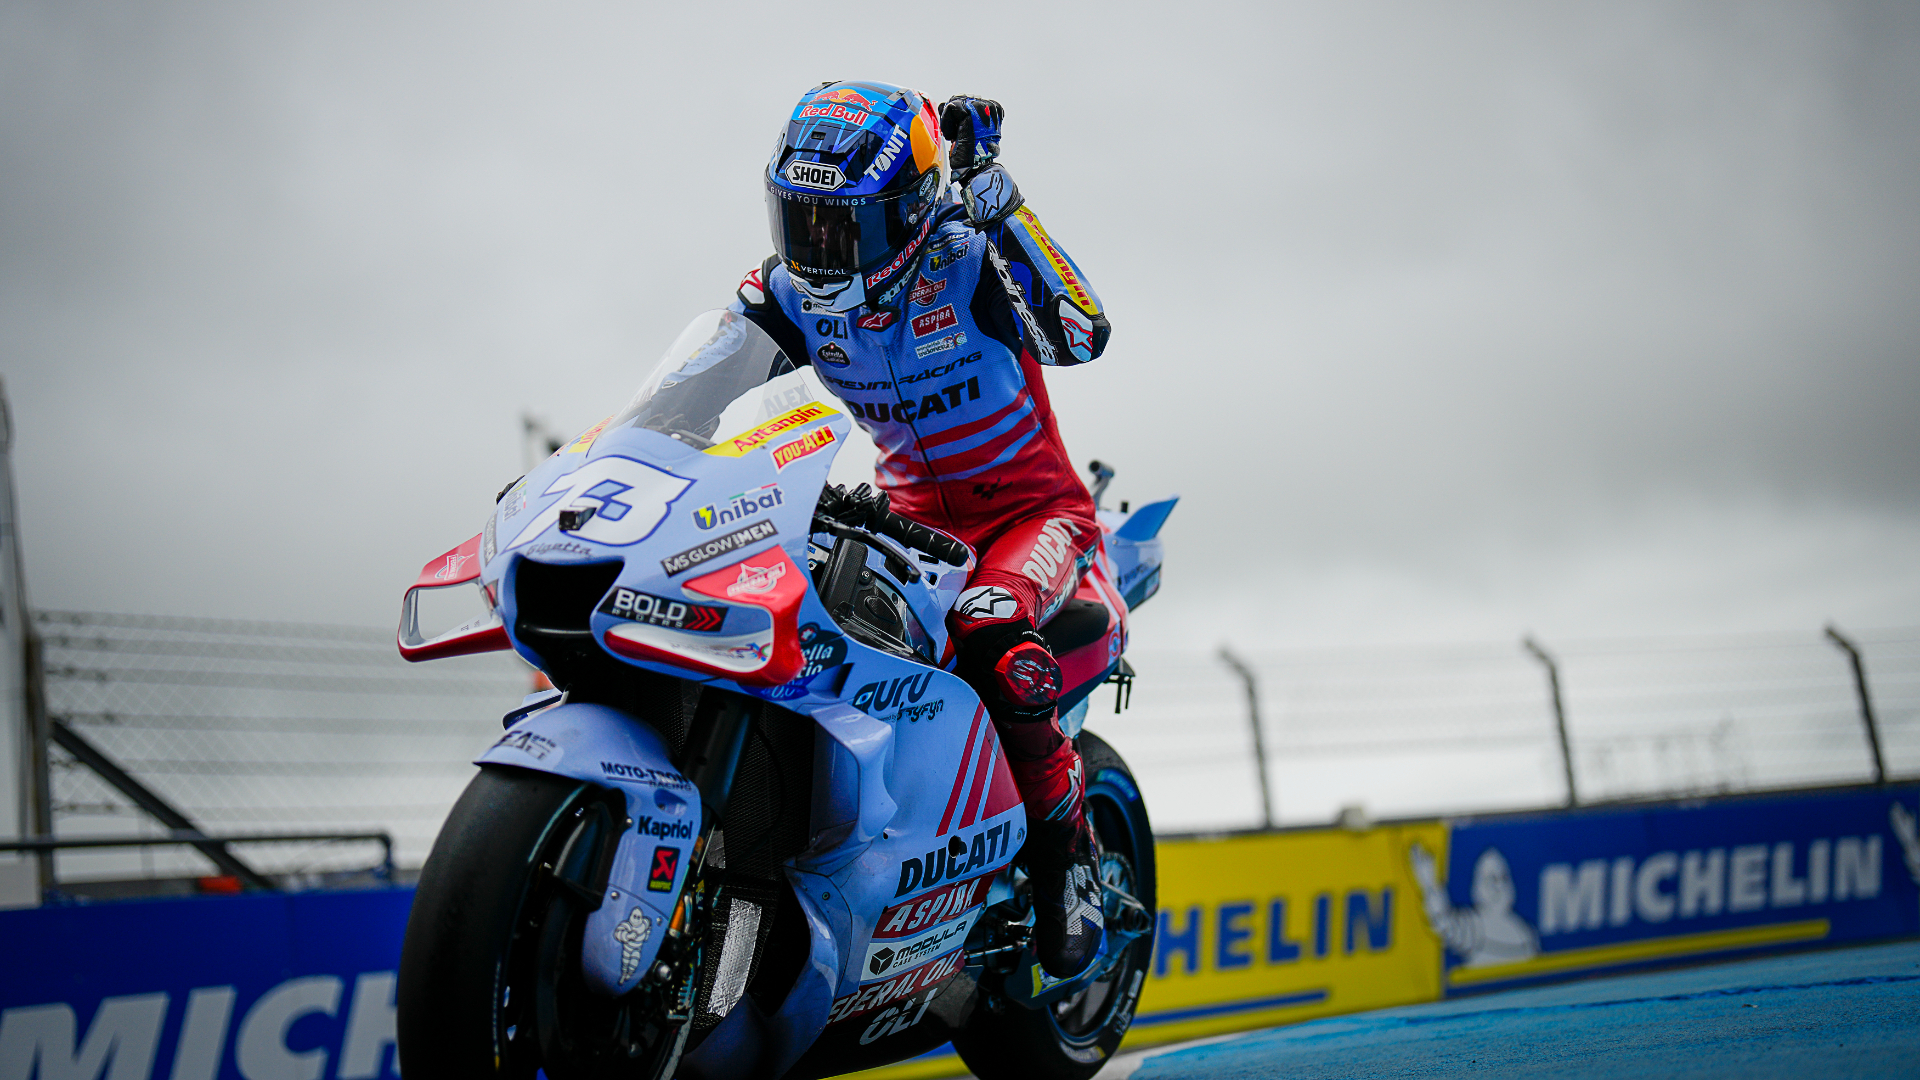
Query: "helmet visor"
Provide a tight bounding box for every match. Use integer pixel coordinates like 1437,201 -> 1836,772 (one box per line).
767,184 -> 932,278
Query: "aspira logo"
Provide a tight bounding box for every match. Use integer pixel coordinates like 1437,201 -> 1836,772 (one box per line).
785,160 -> 845,190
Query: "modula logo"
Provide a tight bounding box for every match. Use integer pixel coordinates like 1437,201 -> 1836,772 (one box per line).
785,160 -> 845,190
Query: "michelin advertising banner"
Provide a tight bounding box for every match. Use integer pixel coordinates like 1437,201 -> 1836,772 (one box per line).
1128,821 -> 1447,1046
4,784 -> 1917,1080
1427,784 -> 1920,995
0,890 -> 410,1080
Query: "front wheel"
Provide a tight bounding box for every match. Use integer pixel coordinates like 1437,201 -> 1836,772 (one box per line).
396,765 -> 692,1080
950,730 -> 1157,1080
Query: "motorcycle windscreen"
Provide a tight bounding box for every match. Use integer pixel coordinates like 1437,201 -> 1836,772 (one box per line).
610,309 -> 798,448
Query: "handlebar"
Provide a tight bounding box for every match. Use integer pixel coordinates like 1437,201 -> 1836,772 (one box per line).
814,484 -> 972,568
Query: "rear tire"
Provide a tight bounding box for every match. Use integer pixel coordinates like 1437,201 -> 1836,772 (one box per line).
950,730 -> 1156,1080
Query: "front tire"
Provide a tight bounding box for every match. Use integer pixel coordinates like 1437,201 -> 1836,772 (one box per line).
950,730 -> 1156,1080
397,765 -> 686,1080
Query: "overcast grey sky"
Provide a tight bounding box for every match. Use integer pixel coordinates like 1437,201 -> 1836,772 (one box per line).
3,1 -> 1916,650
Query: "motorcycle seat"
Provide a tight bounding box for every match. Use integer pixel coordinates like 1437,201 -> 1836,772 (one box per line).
1041,597 -> 1111,656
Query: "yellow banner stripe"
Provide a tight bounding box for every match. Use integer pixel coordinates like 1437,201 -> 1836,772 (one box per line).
1446,919 -> 1830,988
703,401 -> 838,458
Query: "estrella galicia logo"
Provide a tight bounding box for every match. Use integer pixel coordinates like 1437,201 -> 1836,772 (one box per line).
692,482 -> 785,531
798,622 -> 847,678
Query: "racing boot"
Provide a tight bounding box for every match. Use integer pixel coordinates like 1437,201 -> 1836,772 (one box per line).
1012,739 -> 1107,980
960,626 -> 1108,977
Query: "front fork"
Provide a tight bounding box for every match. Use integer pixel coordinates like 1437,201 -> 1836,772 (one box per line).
649,691 -> 758,1018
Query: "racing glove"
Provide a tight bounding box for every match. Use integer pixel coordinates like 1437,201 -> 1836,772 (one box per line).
941,95 -> 1023,228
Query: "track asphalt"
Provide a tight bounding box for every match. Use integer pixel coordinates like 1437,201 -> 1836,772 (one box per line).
1103,940 -> 1920,1079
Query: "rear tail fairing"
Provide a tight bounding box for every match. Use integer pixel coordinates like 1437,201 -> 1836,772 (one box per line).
1097,496 -> 1177,612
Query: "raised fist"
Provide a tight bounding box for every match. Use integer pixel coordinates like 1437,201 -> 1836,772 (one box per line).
940,96 -> 1004,178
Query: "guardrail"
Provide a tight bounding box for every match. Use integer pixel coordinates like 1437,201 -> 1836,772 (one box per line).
0,831 -> 395,886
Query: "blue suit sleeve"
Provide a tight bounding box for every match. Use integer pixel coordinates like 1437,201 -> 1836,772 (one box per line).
985,203 -> 1110,366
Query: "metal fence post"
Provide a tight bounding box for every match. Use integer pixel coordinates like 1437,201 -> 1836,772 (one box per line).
1522,637 -> 1578,807
22,627 -> 53,892
1823,624 -> 1886,784
1217,647 -> 1276,830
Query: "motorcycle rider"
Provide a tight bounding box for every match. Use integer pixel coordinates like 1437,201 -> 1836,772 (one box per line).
730,80 -> 1112,977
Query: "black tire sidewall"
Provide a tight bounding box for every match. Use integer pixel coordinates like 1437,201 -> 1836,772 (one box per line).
397,766 -> 587,1080
950,730 -> 1155,1080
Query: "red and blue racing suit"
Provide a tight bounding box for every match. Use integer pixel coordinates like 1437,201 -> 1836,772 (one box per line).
730,198 -> 1110,817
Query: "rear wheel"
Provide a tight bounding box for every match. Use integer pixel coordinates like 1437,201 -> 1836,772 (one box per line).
950,730 -> 1156,1080
396,765 -> 693,1080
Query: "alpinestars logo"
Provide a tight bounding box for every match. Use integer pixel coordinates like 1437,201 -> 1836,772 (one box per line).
785,160 -> 845,190
984,240 -> 1056,365
956,586 -> 1019,622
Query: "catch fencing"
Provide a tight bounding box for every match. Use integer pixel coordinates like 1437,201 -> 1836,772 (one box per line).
1105,627 -> 1920,835
25,609 -> 1920,884
33,609 -> 530,883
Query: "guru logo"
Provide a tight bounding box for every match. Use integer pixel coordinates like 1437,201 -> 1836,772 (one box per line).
851,672 -> 935,713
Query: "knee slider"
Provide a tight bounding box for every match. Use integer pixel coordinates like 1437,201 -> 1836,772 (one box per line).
995,638 -> 1061,709
958,621 -> 1061,711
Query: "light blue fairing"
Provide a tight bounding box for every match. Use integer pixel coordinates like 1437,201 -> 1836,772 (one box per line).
453,317 -> 1148,1074
476,703 -> 700,997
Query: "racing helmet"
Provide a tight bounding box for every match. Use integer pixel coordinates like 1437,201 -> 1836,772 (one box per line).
766,81 -> 947,314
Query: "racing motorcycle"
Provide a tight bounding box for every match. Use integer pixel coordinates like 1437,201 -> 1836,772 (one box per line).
393,309 -> 1176,1080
